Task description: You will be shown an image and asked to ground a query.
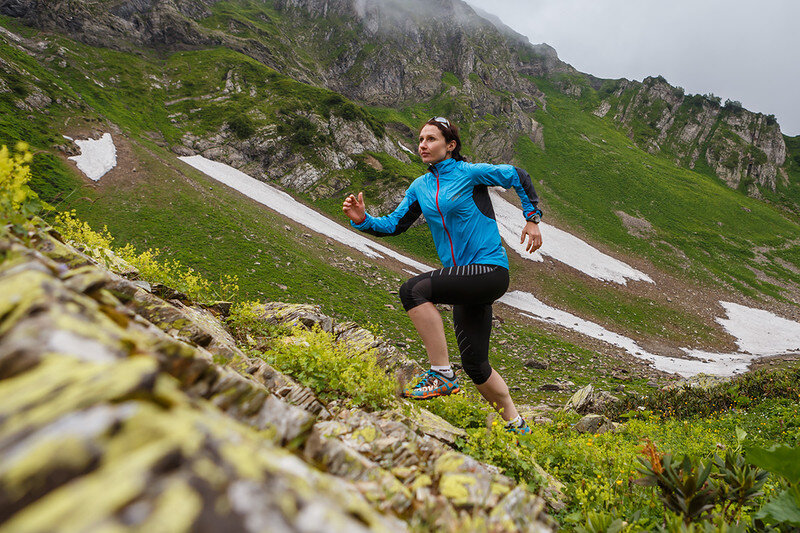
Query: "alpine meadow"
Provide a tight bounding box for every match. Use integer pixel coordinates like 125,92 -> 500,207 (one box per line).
1,0 -> 800,531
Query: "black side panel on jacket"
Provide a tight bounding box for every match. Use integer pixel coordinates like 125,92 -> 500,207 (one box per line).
362,200 -> 423,236
472,185 -> 496,220
515,167 -> 539,208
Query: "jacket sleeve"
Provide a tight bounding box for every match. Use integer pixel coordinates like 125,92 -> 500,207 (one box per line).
469,163 -> 541,220
350,183 -> 422,237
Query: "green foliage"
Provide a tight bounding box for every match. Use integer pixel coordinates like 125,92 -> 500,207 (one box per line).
746,444 -> 800,528
0,142 -> 46,227
459,417 -> 545,486
608,365 -> 800,420
655,512 -> 747,533
277,114 -> 320,148
116,244 -> 240,303
227,113 -> 256,139
636,443 -> 718,523
226,300 -> 282,342
261,327 -> 397,411
712,449 -> 768,522
53,209 -> 115,249
441,71 -> 462,88
575,510 -> 630,533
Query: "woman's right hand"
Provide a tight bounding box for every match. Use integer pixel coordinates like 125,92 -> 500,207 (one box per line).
343,192 -> 366,224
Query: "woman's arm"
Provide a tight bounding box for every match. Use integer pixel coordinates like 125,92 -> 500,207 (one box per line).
469,163 -> 540,219
343,185 -> 422,237
469,163 -> 543,253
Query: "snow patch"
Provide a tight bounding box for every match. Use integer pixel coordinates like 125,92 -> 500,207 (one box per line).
490,190 -> 653,285
68,133 -> 117,181
500,290 -> 800,377
397,142 -> 415,155
717,301 -> 800,355
178,155 -> 433,273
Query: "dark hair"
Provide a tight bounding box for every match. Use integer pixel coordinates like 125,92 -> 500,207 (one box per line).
423,118 -> 466,162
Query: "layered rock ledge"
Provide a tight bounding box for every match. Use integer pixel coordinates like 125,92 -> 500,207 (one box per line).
0,224 -> 554,532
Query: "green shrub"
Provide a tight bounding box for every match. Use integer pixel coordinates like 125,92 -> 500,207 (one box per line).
116,244 -> 239,303
228,114 -> 256,139
0,142 -> 46,226
746,444 -> 800,529
262,327 -> 397,411
608,365 -> 800,420
227,300 -> 282,342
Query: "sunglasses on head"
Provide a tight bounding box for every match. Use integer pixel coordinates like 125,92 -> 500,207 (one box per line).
429,116 -> 451,127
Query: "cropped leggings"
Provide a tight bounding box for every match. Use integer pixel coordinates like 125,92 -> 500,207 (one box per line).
398,264 -> 509,385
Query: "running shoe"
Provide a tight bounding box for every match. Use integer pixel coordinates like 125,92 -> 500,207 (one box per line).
505,419 -> 532,435
403,369 -> 460,399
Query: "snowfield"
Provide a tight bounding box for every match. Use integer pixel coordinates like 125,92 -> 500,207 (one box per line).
178,155 -> 433,273
67,133 -> 117,181
500,290 -> 800,377
490,190 -> 653,285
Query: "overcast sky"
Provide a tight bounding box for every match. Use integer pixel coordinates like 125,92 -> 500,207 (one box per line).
465,0 -> 800,136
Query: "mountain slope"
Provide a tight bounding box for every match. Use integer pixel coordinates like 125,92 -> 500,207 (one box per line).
0,0 -> 799,391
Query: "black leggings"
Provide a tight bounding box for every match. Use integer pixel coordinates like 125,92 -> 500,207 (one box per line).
398,265 -> 509,385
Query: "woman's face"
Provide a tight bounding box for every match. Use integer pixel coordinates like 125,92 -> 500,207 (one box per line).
418,124 -> 456,165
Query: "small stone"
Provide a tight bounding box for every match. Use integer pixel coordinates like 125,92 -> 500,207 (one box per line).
523,359 -> 548,370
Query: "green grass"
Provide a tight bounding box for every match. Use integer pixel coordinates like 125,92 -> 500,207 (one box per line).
517,77 -> 800,301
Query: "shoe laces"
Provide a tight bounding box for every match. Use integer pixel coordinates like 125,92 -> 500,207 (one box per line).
412,370 -> 441,390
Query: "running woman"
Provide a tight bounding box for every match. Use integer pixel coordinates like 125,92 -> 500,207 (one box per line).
342,117 -> 543,434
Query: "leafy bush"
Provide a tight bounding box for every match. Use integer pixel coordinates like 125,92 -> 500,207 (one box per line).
0,142 -> 46,227
636,440 -> 718,523
226,300 -> 282,342
459,418 -> 544,487
228,114 -> 256,139
278,115 -> 319,147
116,244 -> 239,303
54,209 -> 114,250
746,444 -> 800,528
608,365 -> 800,420
262,327 -> 397,411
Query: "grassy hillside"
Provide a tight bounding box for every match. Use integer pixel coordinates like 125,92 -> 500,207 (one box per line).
2,6 -> 800,409
517,78 -> 800,301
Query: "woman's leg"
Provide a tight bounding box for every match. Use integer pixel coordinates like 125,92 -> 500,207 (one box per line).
453,302 -> 519,421
475,370 -> 519,421
407,302 -> 449,367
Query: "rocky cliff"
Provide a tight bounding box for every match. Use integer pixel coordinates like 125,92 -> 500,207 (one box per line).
1,0 -> 794,199
0,220 -> 557,531
594,76 -> 788,194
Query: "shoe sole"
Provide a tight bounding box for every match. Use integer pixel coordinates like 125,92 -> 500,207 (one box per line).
403,387 -> 461,399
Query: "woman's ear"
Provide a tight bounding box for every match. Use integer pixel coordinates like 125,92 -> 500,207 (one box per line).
447,140 -> 457,152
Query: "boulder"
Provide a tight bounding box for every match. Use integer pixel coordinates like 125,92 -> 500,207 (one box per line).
573,414 -> 616,435
564,384 -> 620,414
407,407 -> 467,445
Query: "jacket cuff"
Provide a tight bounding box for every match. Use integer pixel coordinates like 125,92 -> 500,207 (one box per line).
350,213 -> 371,230
524,208 -> 543,221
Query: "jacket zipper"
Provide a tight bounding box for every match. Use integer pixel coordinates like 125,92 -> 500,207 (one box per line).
433,166 -> 457,266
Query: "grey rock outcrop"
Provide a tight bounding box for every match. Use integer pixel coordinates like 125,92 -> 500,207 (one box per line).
573,414 -> 616,435
564,384 -> 620,415
603,76 -> 787,194
0,221 -> 556,531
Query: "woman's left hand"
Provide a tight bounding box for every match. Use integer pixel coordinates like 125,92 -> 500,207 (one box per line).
520,221 -> 542,253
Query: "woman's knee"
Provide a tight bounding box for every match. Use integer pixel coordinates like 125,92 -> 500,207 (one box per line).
400,277 -> 432,311
463,359 -> 492,385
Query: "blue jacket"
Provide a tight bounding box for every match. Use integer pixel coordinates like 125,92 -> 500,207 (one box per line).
351,158 -> 541,269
